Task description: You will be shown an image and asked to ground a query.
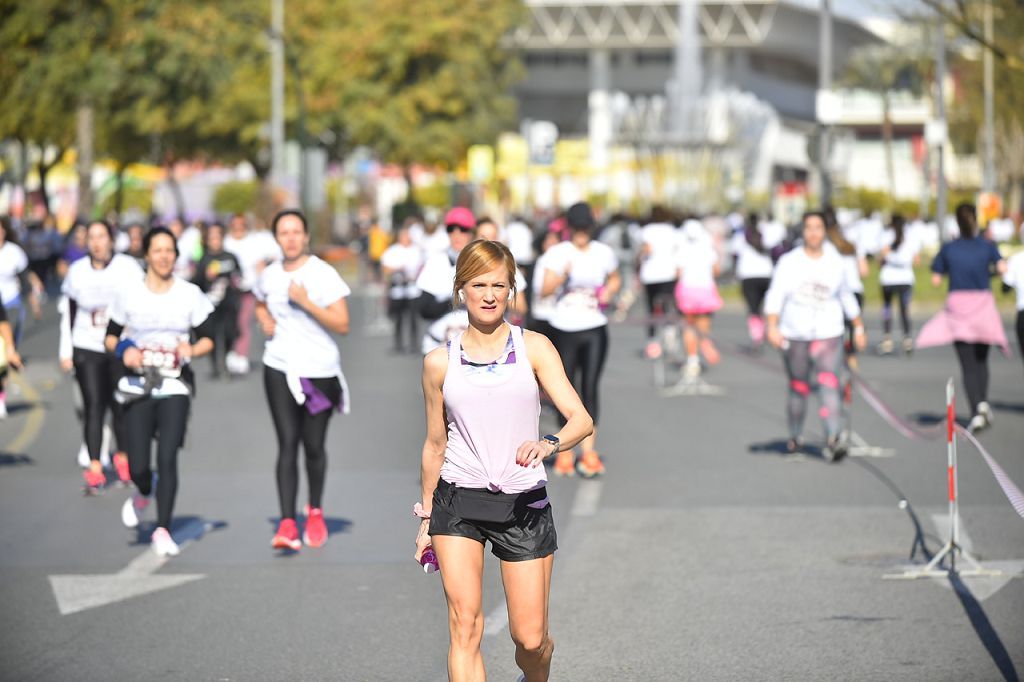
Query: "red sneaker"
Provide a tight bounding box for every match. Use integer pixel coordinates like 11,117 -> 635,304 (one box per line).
553,451 -> 576,477
576,451 -> 606,478
83,468 -> 107,495
303,506 -> 328,548
271,518 -> 301,551
113,452 -> 132,486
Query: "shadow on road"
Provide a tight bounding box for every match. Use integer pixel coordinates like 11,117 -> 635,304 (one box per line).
949,573 -> 1020,682
990,400 -> 1024,415
748,439 -> 830,461
130,516 -> 228,546
851,458 -> 938,562
0,452 -> 34,466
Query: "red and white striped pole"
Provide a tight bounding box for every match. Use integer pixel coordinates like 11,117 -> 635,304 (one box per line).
946,378 -> 959,572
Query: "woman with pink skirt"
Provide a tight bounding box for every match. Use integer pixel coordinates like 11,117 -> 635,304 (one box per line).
674,218 -> 723,380
917,202 -> 1009,433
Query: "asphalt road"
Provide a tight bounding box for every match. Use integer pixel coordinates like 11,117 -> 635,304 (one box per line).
1,288 -> 1023,681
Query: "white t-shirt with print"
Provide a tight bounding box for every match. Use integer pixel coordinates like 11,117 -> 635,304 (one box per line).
62,254 -> 144,354
380,243 -> 424,299
638,223 -> 679,284
506,221 -> 535,265
543,240 -> 618,332
0,242 -> 28,305
256,256 -> 350,378
764,247 -> 861,341
109,276 -> 214,397
531,250 -> 558,322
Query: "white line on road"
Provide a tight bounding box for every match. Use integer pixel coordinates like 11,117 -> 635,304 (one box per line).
49,518 -> 214,616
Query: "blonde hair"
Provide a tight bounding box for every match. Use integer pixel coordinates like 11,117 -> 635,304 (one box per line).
453,239 -> 518,305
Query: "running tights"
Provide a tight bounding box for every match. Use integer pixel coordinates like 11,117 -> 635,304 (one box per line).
388,297 -> 418,351
782,336 -> 843,441
73,348 -> 126,461
264,367 -> 341,519
123,395 -> 190,529
953,341 -> 991,414
207,300 -> 239,374
740,278 -> 771,316
644,281 -> 676,339
1016,311 -> 1024,366
881,285 -> 912,336
554,325 -> 608,425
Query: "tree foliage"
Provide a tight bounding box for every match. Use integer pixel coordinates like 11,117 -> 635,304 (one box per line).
0,0 -> 525,193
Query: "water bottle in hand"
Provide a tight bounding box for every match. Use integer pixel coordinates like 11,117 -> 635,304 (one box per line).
420,547 -> 439,574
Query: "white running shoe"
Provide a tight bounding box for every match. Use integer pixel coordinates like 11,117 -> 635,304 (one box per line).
967,414 -> 987,434
121,492 -> 151,528
151,527 -> 180,557
683,357 -> 701,381
77,443 -> 90,468
977,401 -> 994,427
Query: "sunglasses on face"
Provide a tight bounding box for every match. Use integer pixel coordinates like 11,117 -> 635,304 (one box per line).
446,225 -> 474,234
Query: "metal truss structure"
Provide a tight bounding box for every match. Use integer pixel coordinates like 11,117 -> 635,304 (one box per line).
514,0 -> 779,49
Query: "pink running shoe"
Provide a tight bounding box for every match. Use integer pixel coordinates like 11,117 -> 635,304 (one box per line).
303,506 -> 328,548
271,518 -> 302,551
113,452 -> 132,486
83,468 -> 107,495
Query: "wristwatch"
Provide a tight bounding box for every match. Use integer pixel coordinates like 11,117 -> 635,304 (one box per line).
542,434 -> 560,454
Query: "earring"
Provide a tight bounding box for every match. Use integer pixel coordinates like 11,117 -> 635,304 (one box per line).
458,290 -> 466,303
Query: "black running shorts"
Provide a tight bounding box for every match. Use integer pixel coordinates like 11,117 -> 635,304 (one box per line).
429,478 -> 558,562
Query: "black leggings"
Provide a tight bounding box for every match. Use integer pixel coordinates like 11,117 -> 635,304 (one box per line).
553,325 -> 608,425
740,278 -> 771,316
845,293 -> 865,355
207,300 -> 239,373
388,297 -> 418,351
881,285 -> 912,336
123,395 -> 191,529
953,342 -> 991,415
73,348 -> 127,461
1016,310 -> 1024,366
264,367 -> 341,519
644,281 -> 677,338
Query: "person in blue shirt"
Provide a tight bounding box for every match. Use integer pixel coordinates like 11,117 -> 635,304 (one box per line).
920,203 -> 1008,432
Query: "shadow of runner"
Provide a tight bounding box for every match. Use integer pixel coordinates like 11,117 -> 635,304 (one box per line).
0,452 -> 34,466
948,573 -> 1020,682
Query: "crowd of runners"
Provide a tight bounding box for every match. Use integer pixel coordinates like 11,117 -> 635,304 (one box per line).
0,199 -> 1020,681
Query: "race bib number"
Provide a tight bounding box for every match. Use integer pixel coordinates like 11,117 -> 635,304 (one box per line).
139,346 -> 182,377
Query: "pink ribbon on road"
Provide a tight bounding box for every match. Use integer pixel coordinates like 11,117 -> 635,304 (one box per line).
956,425 -> 1024,521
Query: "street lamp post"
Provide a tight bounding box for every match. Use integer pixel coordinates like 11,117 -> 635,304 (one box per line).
818,0 -> 833,207
270,0 -> 285,188
982,0 -> 995,194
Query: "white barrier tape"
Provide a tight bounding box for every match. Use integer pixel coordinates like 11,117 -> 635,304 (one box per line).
955,425 -> 1024,521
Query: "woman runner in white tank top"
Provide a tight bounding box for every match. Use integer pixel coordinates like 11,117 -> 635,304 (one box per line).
415,239 -> 593,682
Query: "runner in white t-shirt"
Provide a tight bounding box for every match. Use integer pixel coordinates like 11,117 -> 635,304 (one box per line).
730,213 -> 786,349
105,227 -> 215,557
674,218 -> 723,378
1001,241 -> 1024,368
381,224 -> 424,353
765,211 -> 866,461
876,215 -> 921,355
417,207 -> 476,352
60,221 -> 144,492
0,219 -> 43,418
541,202 -> 620,478
224,213 -> 282,375
255,210 -> 351,552
637,207 -> 679,356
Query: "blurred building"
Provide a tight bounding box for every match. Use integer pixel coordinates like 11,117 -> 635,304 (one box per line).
508,0 -> 914,208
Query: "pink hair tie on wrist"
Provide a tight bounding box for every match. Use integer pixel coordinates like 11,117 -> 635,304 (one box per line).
413,503 -> 430,519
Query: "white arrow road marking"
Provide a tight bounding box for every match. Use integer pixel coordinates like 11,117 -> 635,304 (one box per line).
49,519 -> 214,616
